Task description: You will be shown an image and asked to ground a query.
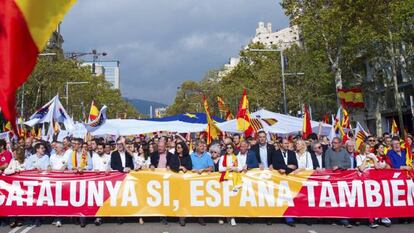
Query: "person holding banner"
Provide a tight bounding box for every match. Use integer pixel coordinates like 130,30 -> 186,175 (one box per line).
65,138 -> 92,227
48,142 -> 68,228
110,138 -> 134,173
167,141 -> 192,173
133,144 -> 151,171
357,143 -> 388,228
386,138 -> 412,171
24,142 -> 50,171
0,139 -> 12,172
374,143 -> 391,169
251,131 -> 274,169
167,141 -> 192,226
270,138 -> 298,227
66,138 -> 92,172
190,140 -> 213,226
49,142 -> 69,172
324,137 -> 352,228
218,143 -> 239,226
4,147 -> 25,228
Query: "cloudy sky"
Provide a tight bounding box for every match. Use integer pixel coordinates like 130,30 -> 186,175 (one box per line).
62,0 -> 289,105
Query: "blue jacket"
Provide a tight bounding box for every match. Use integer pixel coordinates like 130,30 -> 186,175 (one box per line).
246,150 -> 259,169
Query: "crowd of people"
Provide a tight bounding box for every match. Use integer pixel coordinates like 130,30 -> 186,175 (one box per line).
0,130 -> 413,229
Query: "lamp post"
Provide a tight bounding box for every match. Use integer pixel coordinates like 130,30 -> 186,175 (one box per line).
64,81 -> 89,114
65,49 -> 107,75
248,48 -> 304,114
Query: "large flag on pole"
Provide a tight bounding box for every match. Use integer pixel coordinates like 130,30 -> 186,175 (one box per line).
341,107 -> 350,129
391,119 -> 399,136
302,104 -> 312,139
88,100 -> 99,122
203,96 -> 220,144
405,137 -> 413,168
25,95 -> 74,131
217,96 -> 234,121
83,105 -> 108,132
236,89 -> 254,137
355,122 -> 368,151
0,0 -> 77,131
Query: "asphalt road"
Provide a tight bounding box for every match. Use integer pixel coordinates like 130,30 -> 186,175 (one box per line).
1,219 -> 412,233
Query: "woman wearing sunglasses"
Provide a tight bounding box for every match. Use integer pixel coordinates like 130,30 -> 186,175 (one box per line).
218,143 -> 240,226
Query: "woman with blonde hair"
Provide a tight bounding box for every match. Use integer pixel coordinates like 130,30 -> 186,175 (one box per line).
357,142 -> 380,228
357,143 -> 379,171
294,139 -> 313,170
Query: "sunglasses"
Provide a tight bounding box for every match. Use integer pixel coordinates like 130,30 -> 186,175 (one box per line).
368,140 -> 375,142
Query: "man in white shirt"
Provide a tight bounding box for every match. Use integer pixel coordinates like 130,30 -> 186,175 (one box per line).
49,142 -> 68,171
237,141 -> 259,171
24,143 -> 50,170
92,143 -> 111,172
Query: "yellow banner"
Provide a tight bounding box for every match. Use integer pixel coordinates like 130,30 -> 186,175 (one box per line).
97,169 -> 310,217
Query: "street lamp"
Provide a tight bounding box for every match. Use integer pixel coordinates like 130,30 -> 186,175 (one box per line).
64,81 -> 89,113
248,48 -> 304,114
65,49 -> 107,75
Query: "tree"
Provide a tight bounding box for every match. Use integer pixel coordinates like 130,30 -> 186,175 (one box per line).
281,0 -> 363,105
16,57 -> 140,121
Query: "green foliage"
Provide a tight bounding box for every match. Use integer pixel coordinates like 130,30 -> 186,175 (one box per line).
17,57 -> 140,121
168,43 -> 336,120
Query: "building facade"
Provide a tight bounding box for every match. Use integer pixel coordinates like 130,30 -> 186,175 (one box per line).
218,22 -> 301,79
83,60 -> 121,89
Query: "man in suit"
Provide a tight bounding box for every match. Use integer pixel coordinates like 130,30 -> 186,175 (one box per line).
110,138 -> 134,173
270,138 -> 298,175
149,141 -> 174,225
310,142 -> 325,169
237,141 -> 259,170
251,131 -> 275,169
270,138 -> 298,227
110,138 -> 134,225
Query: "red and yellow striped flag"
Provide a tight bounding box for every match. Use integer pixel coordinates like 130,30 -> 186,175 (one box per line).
250,118 -> 264,132
0,0 -> 76,131
302,105 -> 312,139
391,119 -> 399,136
217,96 -> 234,120
341,108 -> 350,129
404,137 -> 412,168
236,89 -> 254,138
203,95 -> 221,144
88,100 -> 99,122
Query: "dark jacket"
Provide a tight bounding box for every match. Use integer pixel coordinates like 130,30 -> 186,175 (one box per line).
245,150 -> 259,169
110,150 -> 134,172
271,149 -> 298,174
251,143 -> 275,167
310,151 -> 326,169
150,151 -> 174,168
167,153 -> 192,172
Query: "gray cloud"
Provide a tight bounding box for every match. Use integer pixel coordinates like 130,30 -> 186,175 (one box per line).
61,0 -> 289,104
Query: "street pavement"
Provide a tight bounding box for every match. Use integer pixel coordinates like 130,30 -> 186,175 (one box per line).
1,219 -> 412,233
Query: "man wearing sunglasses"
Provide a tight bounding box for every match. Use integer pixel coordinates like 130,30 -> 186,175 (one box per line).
310,142 -> 325,169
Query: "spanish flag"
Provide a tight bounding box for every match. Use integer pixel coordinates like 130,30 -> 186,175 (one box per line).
236,89 -> 254,137
3,121 -> 12,132
0,0 -> 76,131
391,119 -> 399,136
338,88 -> 364,108
203,95 -> 221,144
302,105 -> 312,139
405,137 -> 412,168
341,108 -> 350,129
88,100 -> 99,122
217,96 -> 234,120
